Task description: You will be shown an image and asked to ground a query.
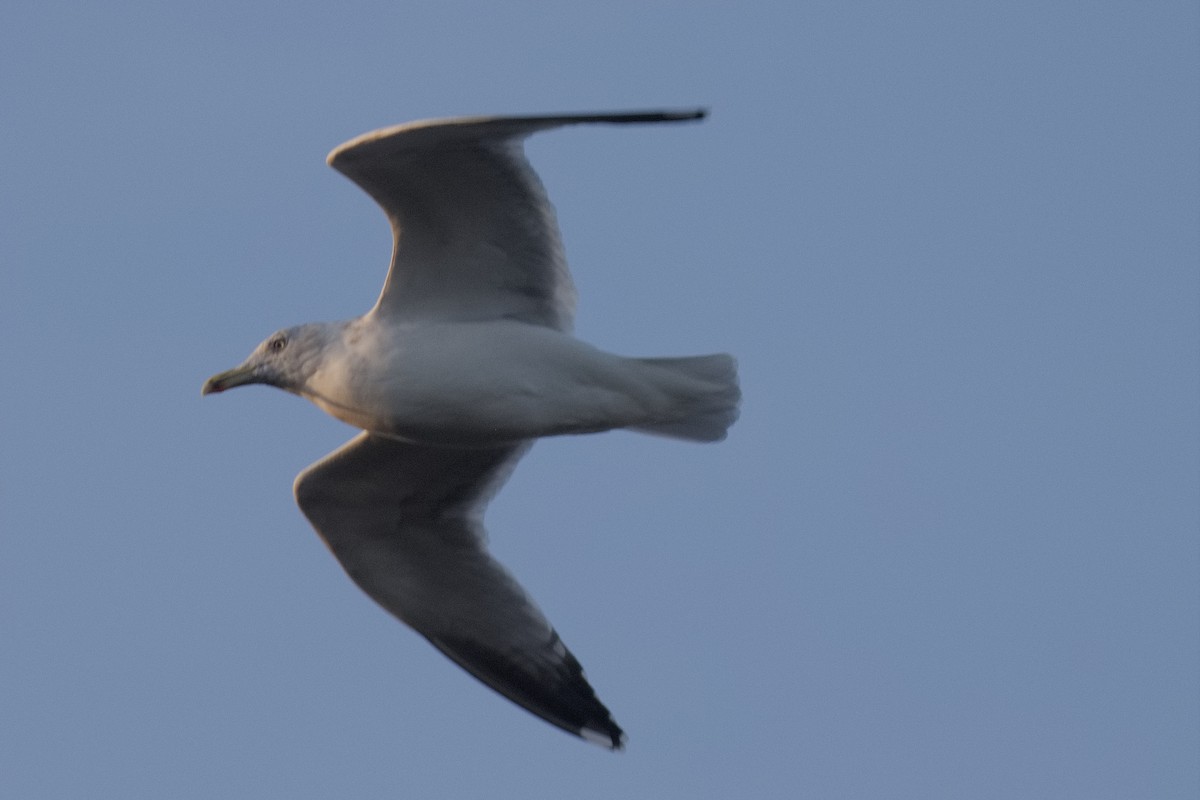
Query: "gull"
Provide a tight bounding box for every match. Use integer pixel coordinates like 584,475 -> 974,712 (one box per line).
202,109 -> 739,749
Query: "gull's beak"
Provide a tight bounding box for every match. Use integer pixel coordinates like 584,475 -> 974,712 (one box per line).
201,362 -> 261,396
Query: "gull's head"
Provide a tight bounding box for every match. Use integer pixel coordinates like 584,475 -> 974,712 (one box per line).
202,323 -> 335,397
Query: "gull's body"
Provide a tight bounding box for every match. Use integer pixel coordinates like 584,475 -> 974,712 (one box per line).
301,318 -> 735,446
203,109 -> 739,749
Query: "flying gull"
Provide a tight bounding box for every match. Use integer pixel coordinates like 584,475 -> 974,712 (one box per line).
202,109 -> 739,749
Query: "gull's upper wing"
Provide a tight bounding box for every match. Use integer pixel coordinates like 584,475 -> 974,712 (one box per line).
327,109 -> 706,331
293,432 -> 625,749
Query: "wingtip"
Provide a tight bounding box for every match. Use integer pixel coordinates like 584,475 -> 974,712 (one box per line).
599,107 -> 708,125
654,107 -> 707,125
580,723 -> 627,751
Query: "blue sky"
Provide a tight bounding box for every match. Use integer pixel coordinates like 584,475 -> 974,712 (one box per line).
2,2 -> 1197,798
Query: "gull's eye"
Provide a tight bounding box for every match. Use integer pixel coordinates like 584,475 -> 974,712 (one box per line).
268,335 -> 288,353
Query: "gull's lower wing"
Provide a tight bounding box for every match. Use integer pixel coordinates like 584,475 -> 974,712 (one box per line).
326,109 -> 707,331
293,432 -> 625,749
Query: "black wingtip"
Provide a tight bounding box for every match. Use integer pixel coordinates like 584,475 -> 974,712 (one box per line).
522,108 -> 707,130
639,107 -> 706,121
592,108 -> 707,125
428,632 -> 627,750
579,717 -> 627,751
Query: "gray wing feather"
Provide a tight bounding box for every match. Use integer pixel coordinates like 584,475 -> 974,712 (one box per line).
326,109 -> 706,331
293,432 -> 625,749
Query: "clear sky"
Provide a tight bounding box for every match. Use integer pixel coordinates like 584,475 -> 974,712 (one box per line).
2,3 -> 1197,798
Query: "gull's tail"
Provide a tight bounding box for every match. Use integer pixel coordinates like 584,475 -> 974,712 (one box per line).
629,354 -> 740,442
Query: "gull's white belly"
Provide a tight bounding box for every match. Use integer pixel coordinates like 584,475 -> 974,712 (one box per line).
304,320 -> 665,446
